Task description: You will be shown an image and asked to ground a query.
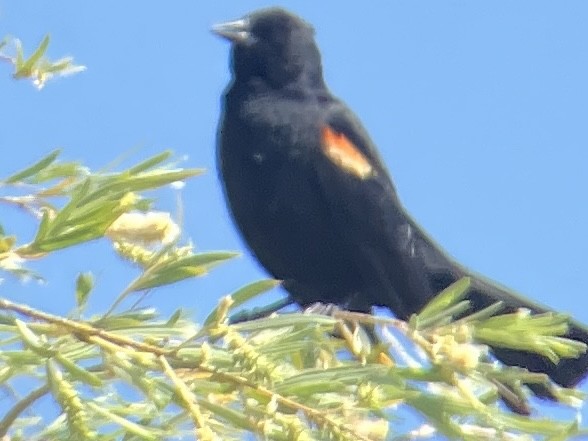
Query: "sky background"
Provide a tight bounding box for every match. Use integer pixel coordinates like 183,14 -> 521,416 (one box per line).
2,0 -> 588,436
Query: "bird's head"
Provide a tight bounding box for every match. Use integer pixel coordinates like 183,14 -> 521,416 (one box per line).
212,8 -> 325,90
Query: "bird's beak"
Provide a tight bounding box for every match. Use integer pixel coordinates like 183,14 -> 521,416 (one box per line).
211,18 -> 253,45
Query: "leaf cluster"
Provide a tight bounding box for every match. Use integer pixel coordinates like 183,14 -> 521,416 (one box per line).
0,152 -> 586,441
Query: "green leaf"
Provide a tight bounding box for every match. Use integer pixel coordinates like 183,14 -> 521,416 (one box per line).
231,313 -> 336,332
30,161 -> 84,183
197,401 -> 257,432
4,149 -> 61,183
77,168 -> 204,206
15,319 -> 55,357
126,151 -> 173,175
229,279 -> 281,307
55,353 -> 102,387
87,403 -> 161,440
415,300 -> 471,330
0,235 -> 16,253
451,301 -> 504,324
416,277 -> 471,323
14,34 -> 50,78
34,222 -> 110,252
122,168 -> 204,191
165,309 -> 182,326
204,279 -> 280,326
14,39 -> 24,69
35,209 -> 52,243
43,56 -> 72,72
75,272 -> 94,308
40,177 -> 92,238
27,176 -> 132,253
130,251 -> 238,292
475,312 -> 587,362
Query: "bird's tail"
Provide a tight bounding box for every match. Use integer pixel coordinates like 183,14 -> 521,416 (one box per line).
467,276 -> 588,391
408,216 -> 588,398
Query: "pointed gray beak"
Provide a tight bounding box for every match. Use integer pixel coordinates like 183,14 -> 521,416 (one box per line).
211,18 -> 253,45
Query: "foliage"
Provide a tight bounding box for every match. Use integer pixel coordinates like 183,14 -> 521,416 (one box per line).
0,35 -> 85,89
0,152 -> 586,441
1,25 -> 586,441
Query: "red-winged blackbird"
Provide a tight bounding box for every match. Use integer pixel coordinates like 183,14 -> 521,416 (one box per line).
213,7 -> 588,412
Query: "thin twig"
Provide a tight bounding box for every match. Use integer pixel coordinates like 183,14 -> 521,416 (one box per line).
0,297 -> 372,440
0,384 -> 50,437
0,298 -> 170,355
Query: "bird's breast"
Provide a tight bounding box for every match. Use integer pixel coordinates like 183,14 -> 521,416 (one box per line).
218,99 -> 356,284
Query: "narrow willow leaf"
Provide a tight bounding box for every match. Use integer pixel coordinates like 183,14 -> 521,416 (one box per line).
55,353 -> 102,387
130,251 -> 238,292
417,277 -> 471,322
42,177 -> 93,238
34,223 -> 110,252
415,300 -> 471,330
474,312 -> 585,362
231,313 -> 336,332
30,161 -> 84,183
474,328 -> 566,363
131,266 -> 208,291
230,279 -> 281,307
15,319 -> 55,357
14,39 -> 24,67
204,279 -> 280,326
75,272 -> 94,308
407,396 -> 469,439
4,149 -> 60,183
166,309 -> 182,326
87,402 -> 160,440
14,34 -> 50,78
452,301 -> 504,324
44,56 -> 74,73
197,400 -> 257,432
33,209 -> 52,247
122,168 -> 205,191
126,151 -> 173,175
545,336 -> 587,358
62,198 -> 123,227
41,56 -> 85,77
161,251 -> 238,272
85,169 -> 204,203
494,412 -> 582,437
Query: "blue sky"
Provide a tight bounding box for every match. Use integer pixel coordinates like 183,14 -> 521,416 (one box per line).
2,0 -> 588,432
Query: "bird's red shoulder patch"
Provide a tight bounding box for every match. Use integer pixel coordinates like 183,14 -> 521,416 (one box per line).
320,125 -> 375,179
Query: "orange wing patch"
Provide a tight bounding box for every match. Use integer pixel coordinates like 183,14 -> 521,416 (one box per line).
320,126 -> 375,179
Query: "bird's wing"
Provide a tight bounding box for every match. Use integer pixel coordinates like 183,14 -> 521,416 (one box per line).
314,101 -> 588,396
311,101 -> 438,318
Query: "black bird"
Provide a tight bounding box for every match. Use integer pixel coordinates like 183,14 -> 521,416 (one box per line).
213,7 -> 588,412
